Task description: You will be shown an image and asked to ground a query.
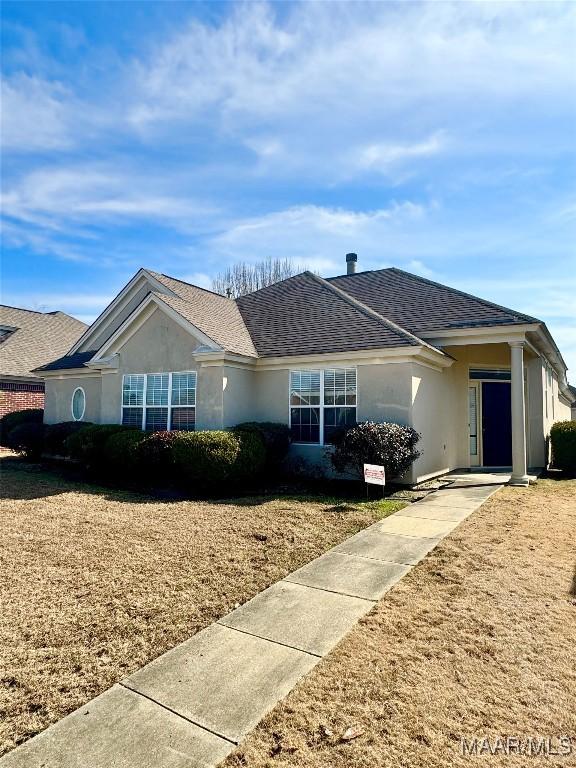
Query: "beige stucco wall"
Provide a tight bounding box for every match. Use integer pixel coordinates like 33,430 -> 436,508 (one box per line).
78,283 -> 153,353
357,362 -> 413,425
410,363 -> 455,482
222,366 -> 256,427
44,375 -> 102,425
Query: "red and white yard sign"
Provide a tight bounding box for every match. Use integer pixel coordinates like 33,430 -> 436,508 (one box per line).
363,463 -> 386,486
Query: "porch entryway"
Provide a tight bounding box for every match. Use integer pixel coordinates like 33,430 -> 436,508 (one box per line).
468,369 -> 513,468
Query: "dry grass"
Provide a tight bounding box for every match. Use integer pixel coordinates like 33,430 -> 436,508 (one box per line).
226,478 -> 576,768
0,457 -> 404,756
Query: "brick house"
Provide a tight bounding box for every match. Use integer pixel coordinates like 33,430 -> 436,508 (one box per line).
0,306 -> 86,419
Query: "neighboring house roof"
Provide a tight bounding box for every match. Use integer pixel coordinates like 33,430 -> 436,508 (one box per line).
37,265 -> 550,373
0,305 -> 87,380
568,384 -> 576,406
329,268 -> 538,334
236,271 -> 426,357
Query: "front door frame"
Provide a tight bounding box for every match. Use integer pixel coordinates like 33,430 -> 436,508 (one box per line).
468,367 -> 522,468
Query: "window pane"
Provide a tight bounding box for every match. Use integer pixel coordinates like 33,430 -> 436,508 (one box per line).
324,407 -> 356,444
469,369 -> 511,381
145,407 -> 168,431
324,368 -> 356,406
171,407 -> 196,431
171,372 -> 196,406
468,387 -> 478,456
122,407 -> 143,427
290,370 -> 320,406
290,407 -> 320,443
123,375 -> 144,406
72,388 -> 85,420
146,374 -> 169,406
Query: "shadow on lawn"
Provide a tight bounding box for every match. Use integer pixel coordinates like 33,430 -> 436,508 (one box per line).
0,456 -> 397,510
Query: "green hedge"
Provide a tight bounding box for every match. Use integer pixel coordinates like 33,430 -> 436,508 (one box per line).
65,424 -> 134,468
233,422 -> 290,465
550,421 -> 576,474
6,422 -> 45,459
0,409 -> 43,447
103,430 -> 147,478
44,421 -> 93,455
172,431 -> 242,492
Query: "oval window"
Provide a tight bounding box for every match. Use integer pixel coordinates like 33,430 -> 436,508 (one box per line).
71,387 -> 86,421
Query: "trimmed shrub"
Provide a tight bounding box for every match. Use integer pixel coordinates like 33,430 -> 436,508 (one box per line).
231,426 -> 267,479
104,430 -> 146,478
136,430 -> 181,480
331,421 -> 421,481
171,431 -> 241,492
0,408 -> 43,447
65,424 -> 134,468
44,421 -> 93,456
233,422 -> 290,466
550,420 -> 576,475
7,422 -> 45,459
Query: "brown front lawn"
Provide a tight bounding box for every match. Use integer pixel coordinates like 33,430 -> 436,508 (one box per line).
0,457 -> 404,757
226,478 -> 576,768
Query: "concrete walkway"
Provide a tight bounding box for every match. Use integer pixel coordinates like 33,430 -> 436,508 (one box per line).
1,472 -> 508,768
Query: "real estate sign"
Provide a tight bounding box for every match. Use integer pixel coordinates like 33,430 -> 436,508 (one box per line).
363,463 -> 385,486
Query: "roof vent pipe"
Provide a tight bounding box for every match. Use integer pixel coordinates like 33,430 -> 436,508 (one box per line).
346,252 -> 358,275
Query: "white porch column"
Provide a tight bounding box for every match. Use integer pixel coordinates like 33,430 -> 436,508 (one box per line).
509,341 -> 529,486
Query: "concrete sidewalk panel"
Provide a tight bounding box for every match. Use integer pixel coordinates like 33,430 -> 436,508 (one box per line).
0,684 -> 234,768
398,505 -> 474,522
219,581 -> 373,656
377,514 -> 458,539
332,530 -> 439,565
284,551 -> 410,600
123,624 -> 318,744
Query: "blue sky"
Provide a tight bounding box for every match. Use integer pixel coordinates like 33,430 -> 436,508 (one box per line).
2,1 -> 575,371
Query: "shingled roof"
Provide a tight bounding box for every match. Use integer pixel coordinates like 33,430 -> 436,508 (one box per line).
236,271 -> 427,357
329,268 -> 537,334
0,306 -> 87,380
37,265 -> 544,372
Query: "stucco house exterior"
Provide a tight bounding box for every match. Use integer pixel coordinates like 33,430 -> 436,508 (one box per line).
36,257 -> 573,486
0,305 -> 87,419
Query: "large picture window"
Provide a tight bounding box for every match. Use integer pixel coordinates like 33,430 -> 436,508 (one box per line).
121,371 -> 196,431
290,368 -> 356,445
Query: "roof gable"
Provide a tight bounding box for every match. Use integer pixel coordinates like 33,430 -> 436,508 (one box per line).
329,267 -> 537,334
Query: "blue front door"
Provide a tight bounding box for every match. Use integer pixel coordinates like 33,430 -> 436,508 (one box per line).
482,382 -> 512,466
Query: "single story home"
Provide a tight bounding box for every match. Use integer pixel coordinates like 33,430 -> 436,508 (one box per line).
37,256 -> 573,485
0,305 -> 86,420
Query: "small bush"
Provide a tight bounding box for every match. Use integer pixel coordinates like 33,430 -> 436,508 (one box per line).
104,430 -> 146,478
7,422 -> 45,459
231,426 -> 267,479
0,408 -> 43,447
136,430 -> 181,480
331,421 -> 421,481
66,424 -> 134,468
171,431 -> 241,492
44,421 -> 93,456
234,422 -> 290,466
550,420 -> 576,475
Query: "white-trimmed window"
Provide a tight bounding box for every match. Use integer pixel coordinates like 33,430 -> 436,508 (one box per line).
71,387 -> 86,421
290,368 -> 356,445
121,371 -> 196,431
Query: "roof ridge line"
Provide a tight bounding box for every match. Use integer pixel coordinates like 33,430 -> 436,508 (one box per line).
305,271 -> 442,353
387,267 -> 539,324
145,269 -> 230,301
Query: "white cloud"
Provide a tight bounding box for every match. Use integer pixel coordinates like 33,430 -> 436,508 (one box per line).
358,133 -> 446,173
1,165 -> 218,234
1,74 -> 75,151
